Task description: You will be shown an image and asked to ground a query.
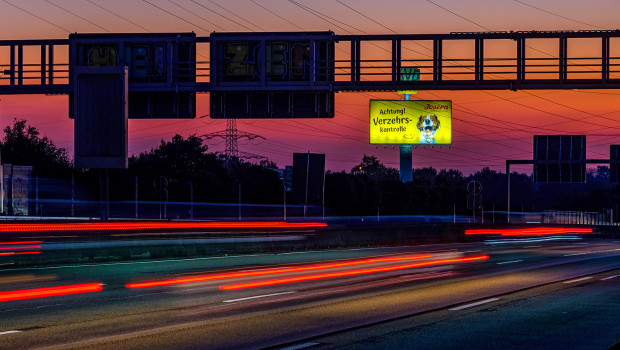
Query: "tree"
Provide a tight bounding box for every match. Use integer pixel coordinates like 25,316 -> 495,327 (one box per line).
1,119 -> 72,178
130,134 -> 215,182
351,155 -> 399,182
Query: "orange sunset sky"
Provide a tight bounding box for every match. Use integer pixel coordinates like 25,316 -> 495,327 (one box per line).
1,0 -> 620,175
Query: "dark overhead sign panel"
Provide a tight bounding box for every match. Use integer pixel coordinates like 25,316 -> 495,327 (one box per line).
611,145 -> 620,183
534,135 -> 586,183
209,32 -> 335,119
69,33 -> 196,119
74,66 -> 128,169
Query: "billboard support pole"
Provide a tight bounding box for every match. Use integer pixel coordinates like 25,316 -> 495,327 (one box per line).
507,161 -> 510,224
506,159 -> 535,224
400,146 -> 413,183
71,172 -> 75,217
304,151 -> 309,218
135,176 -> 138,219
400,93 -> 413,183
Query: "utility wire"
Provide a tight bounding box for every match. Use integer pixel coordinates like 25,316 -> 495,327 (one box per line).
189,0 -> 253,31
249,0 -> 305,31
168,0 -> 226,31
425,0 -> 491,31
43,0 -> 110,32
1,0 -> 70,33
86,0 -> 152,32
482,90 -> 620,132
141,0 -> 211,33
288,0 -> 366,34
207,0 -> 267,31
335,0 -> 396,34
513,0 -> 606,30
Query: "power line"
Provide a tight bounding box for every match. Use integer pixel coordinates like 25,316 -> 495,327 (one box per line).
141,0 -> 211,33
521,90 -> 620,124
287,0 -> 366,34
335,0 -> 396,34
168,0 -> 226,31
43,0 -> 110,32
248,0 -> 305,31
207,0 -> 267,31
189,0 -> 253,31
86,0 -> 152,32
513,0 -> 606,30
482,90 -> 620,131
1,0 -> 70,33
425,0 -> 491,31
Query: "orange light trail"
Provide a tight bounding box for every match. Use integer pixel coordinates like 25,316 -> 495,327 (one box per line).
0,283 -> 103,302
126,254 -> 433,289
0,221 -> 327,233
464,227 -> 593,236
219,255 -> 490,290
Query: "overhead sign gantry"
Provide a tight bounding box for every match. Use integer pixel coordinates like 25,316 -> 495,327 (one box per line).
1,30 -> 620,168
3,30 -> 620,96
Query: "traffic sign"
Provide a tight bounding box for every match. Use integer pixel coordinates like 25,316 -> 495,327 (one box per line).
534,135 -> 586,183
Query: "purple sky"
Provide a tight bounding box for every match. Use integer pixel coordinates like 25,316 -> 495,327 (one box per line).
1,0 -> 620,174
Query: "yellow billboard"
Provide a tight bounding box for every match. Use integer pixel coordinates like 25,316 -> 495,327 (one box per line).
369,100 -> 452,145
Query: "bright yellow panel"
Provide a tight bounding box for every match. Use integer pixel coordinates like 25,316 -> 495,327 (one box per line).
369,100 -> 452,145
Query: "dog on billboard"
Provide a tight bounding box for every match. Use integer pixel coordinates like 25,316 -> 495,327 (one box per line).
417,114 -> 440,144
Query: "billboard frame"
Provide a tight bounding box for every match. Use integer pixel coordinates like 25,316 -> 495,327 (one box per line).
369,100 -> 452,145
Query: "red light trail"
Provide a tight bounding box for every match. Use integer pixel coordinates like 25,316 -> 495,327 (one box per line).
219,255 -> 489,290
464,227 -> 593,236
0,252 -> 41,256
0,221 -> 327,233
0,283 -> 103,302
0,241 -> 44,245
126,254 -> 433,289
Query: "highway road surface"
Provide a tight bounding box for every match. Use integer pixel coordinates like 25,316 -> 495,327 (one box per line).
0,236 -> 618,349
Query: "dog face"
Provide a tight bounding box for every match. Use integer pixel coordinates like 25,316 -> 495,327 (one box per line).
416,114 -> 440,132
416,114 -> 440,144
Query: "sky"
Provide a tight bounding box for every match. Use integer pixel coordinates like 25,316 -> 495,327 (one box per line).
1,0 -> 620,175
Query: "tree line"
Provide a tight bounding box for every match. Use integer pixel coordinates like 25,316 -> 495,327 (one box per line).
2,119 -> 619,217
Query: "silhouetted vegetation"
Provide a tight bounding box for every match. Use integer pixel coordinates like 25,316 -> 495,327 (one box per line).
2,119 -> 620,218
1,119 -> 72,178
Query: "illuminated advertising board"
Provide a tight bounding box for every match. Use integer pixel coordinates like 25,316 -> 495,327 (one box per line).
369,100 -> 452,145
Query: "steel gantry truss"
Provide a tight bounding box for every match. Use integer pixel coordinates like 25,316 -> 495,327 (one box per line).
2,30 -> 620,96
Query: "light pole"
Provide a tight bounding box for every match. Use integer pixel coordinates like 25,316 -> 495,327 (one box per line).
283,182 -> 287,221
322,170 -> 326,220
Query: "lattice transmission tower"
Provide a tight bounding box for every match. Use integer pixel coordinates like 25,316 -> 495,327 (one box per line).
202,117 -> 267,160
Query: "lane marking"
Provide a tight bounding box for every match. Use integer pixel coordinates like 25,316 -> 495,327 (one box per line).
601,275 -> 619,281
564,253 -> 586,257
563,277 -> 592,284
0,331 -> 21,335
279,343 -> 321,350
449,298 -> 500,311
523,245 -> 541,248
462,250 -> 481,253
223,291 -> 296,303
496,260 -> 523,265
